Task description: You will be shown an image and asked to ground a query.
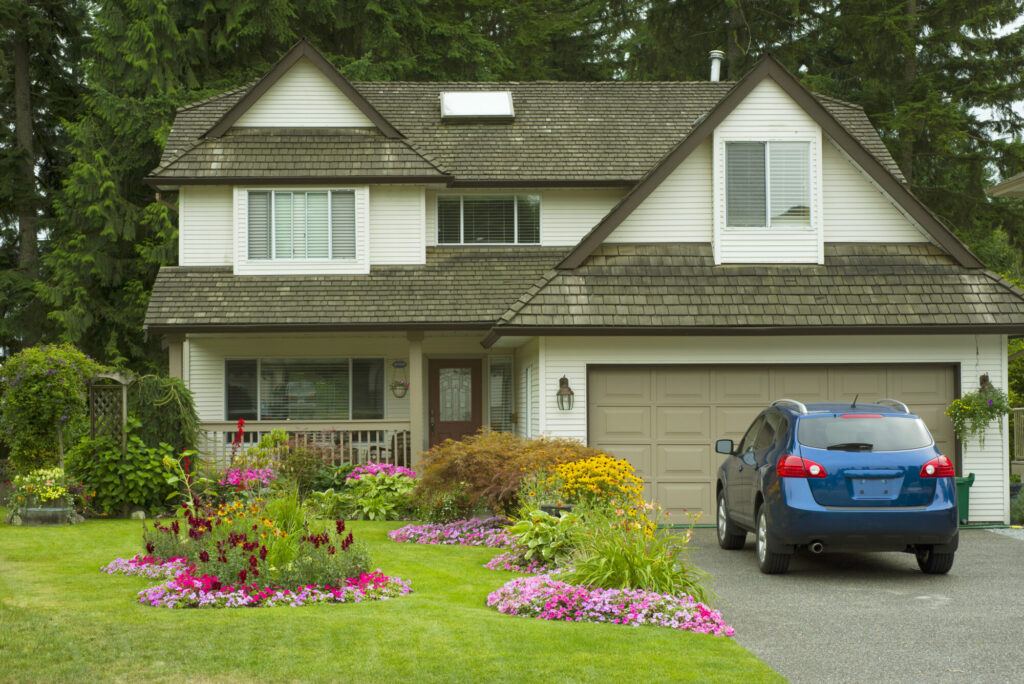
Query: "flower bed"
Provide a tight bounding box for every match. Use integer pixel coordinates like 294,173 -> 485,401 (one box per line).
347,462 -> 416,480
138,569 -> 412,608
388,518 -> 514,547
483,551 -> 550,574
103,554 -> 412,609
486,574 -> 735,636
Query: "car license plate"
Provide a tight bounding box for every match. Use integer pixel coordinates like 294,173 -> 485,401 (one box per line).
852,478 -> 897,500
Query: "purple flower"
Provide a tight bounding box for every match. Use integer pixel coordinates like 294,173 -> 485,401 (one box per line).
988,399 -> 994,405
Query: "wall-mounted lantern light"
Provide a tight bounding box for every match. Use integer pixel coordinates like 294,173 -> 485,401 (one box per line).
556,375 -> 575,411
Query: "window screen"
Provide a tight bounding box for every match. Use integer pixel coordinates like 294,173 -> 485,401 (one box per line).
351,358 -> 385,419
726,142 -> 766,227
488,356 -> 514,432
248,192 -> 271,259
437,194 -> 541,244
332,190 -> 356,259
226,360 -> 258,420
769,142 -> 811,226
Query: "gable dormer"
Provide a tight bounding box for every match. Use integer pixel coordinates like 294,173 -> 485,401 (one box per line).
203,39 -> 402,139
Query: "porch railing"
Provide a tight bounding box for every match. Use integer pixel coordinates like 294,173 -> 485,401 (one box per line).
197,421 -> 413,470
1013,408 -> 1024,462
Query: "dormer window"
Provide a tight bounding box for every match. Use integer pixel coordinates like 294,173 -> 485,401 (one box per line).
248,189 -> 356,260
726,141 -> 811,228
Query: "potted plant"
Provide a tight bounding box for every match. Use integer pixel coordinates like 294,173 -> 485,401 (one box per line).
945,377 -> 1011,448
8,467 -> 75,525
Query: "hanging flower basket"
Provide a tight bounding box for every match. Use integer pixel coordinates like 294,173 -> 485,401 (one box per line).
945,382 -> 1010,448
390,381 -> 409,399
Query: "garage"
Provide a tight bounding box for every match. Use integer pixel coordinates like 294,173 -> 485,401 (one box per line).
587,364 -> 957,519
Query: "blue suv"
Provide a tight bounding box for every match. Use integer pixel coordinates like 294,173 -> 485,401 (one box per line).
715,398 -> 959,574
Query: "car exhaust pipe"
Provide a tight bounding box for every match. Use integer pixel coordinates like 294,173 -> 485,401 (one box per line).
809,541 -> 825,554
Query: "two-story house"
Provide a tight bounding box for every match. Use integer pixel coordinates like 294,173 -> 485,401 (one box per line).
144,40 -> 1024,524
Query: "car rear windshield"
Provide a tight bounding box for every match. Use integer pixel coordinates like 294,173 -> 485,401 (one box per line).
797,415 -> 933,451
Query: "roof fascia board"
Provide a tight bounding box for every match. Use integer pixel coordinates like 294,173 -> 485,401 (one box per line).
558,55 -> 983,270
144,174 -> 453,188
481,323 -> 1024,348
203,39 -> 403,140
146,322 -> 493,335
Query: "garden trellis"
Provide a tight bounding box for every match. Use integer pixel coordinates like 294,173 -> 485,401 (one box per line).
89,371 -> 134,454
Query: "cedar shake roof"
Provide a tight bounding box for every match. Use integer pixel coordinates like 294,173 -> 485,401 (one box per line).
151,80 -> 903,185
154,127 -> 448,181
144,247 -> 563,332
481,243 -> 1024,343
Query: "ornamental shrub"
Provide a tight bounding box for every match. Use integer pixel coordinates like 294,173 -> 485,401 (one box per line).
545,454 -> 647,513
338,470 -> 417,520
0,344 -> 103,472
128,375 -> 199,455
415,485 -> 473,523
65,418 -> 177,516
413,430 -> 605,514
506,508 -> 581,566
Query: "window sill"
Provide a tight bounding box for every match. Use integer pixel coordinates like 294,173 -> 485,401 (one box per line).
234,259 -> 369,276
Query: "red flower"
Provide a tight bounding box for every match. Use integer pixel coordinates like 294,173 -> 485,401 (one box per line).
238,569 -> 247,583
146,542 -> 154,554
199,550 -> 210,562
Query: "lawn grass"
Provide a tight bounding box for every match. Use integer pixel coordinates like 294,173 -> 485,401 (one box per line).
0,511 -> 783,683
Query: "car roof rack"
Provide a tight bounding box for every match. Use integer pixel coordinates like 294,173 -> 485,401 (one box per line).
875,398 -> 910,414
771,398 -> 808,415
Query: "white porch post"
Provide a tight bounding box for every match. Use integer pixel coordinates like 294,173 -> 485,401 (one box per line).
408,331 -> 426,465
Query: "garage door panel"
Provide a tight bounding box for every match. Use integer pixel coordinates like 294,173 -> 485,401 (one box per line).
655,406 -> 710,442
887,367 -> 955,404
774,368 -> 830,401
656,482 -> 713,519
715,406 -> 762,443
589,368 -> 652,405
655,444 -> 712,479
713,367 -> 771,404
830,367 -> 887,402
591,405 -> 651,442
655,367 -> 711,404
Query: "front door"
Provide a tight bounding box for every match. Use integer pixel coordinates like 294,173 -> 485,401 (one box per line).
428,359 -> 483,446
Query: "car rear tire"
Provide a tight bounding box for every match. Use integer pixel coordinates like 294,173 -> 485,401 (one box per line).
717,491 -> 746,550
756,507 -> 791,574
916,546 -> 955,574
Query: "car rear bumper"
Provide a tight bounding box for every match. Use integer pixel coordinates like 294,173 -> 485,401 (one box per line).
768,479 -> 959,551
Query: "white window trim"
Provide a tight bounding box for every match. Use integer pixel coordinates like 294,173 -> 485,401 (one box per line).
234,185 -> 370,276
722,139 -> 816,232
435,193 -> 542,245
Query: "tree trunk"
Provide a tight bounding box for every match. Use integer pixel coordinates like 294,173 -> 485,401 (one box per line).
14,28 -> 37,270
900,0 -> 917,184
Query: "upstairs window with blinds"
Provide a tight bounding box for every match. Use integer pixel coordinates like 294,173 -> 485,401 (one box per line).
725,141 -> 811,228
437,194 -> 540,244
248,190 -> 356,260
225,358 -> 384,421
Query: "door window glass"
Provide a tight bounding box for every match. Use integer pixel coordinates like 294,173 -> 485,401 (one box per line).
439,367 -> 473,421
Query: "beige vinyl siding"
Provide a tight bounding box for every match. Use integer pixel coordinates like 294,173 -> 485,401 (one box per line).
607,139 -> 713,243
187,334 -> 412,423
537,333 -> 1009,523
233,185 -> 371,275
369,185 -> 426,265
713,78 -> 823,264
179,186 -> 234,266
541,189 -> 626,245
234,58 -> 374,128
822,140 -> 930,243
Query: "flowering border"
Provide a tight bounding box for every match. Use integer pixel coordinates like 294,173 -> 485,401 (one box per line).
388,518 -> 514,547
102,555 -> 413,609
486,574 -> 735,636
483,551 -> 551,575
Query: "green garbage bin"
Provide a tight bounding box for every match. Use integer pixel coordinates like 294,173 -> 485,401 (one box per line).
955,472 -> 975,525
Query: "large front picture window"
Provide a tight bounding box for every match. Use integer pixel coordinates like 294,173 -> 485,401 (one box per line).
226,358 -> 385,421
248,190 -> 356,260
437,194 -> 540,244
726,141 -> 810,228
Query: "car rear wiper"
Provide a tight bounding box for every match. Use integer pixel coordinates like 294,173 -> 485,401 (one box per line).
826,442 -> 873,451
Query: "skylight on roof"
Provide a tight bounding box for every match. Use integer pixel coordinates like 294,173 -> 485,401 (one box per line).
440,91 -> 515,121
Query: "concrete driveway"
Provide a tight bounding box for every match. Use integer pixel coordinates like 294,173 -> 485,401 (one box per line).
687,527 -> 1024,683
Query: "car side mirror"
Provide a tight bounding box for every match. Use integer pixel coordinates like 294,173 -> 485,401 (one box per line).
715,439 -> 734,455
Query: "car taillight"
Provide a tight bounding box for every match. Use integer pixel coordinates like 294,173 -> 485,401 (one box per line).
777,454 -> 828,478
920,455 -> 955,478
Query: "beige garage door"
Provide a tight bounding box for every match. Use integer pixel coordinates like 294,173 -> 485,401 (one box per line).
588,365 -> 956,520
